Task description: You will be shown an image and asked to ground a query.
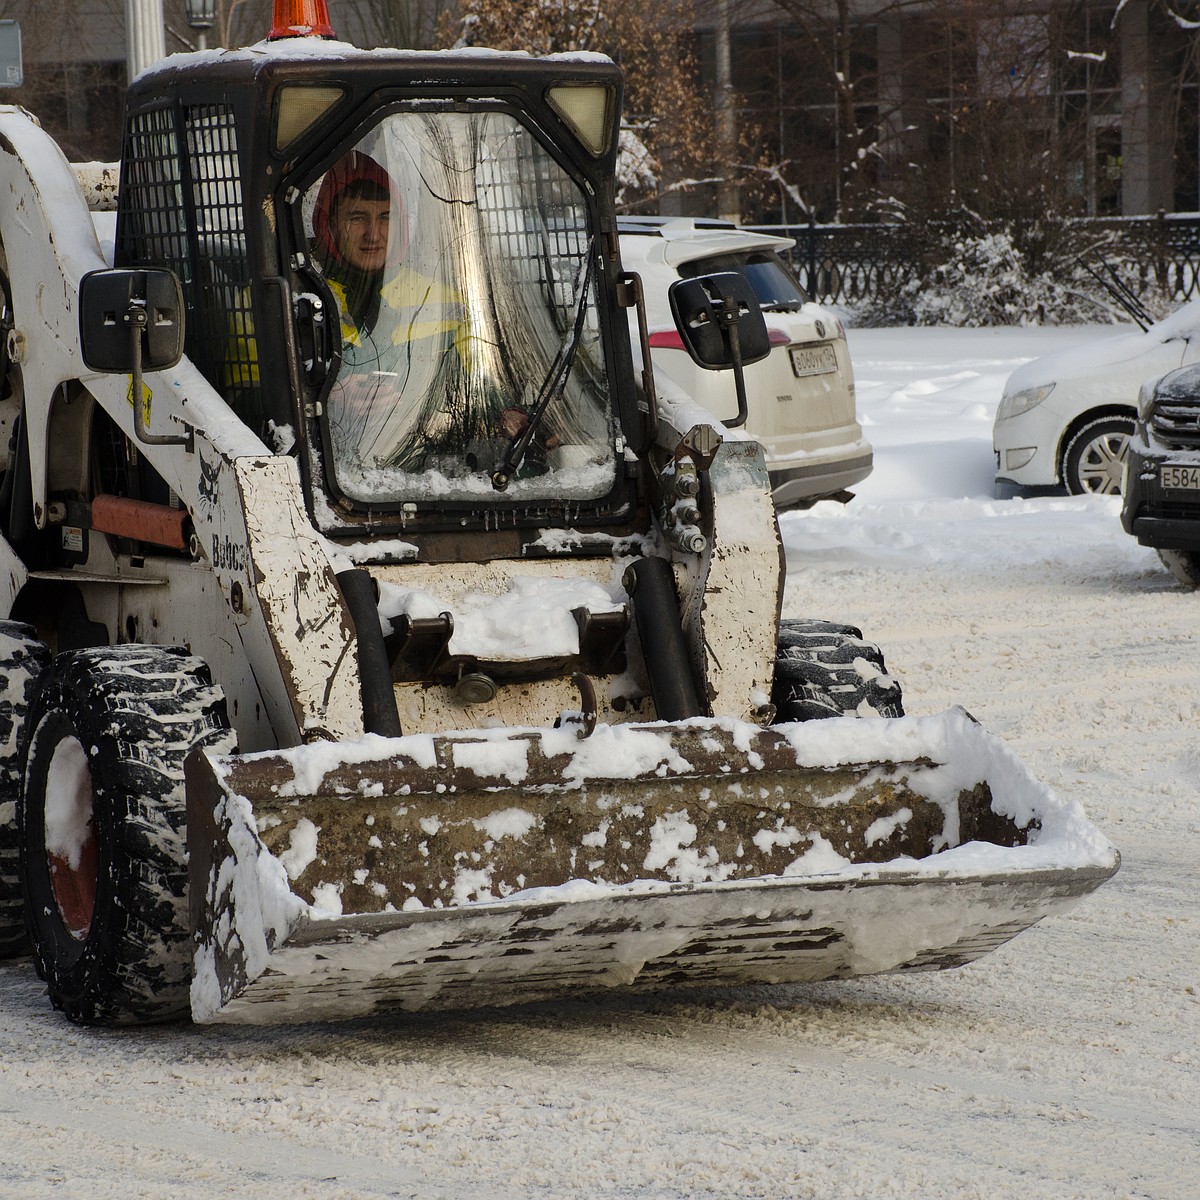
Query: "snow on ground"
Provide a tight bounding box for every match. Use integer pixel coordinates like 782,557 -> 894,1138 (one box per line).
2,325 -> 1198,1199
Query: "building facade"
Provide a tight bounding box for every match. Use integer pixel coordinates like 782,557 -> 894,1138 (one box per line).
698,0 -> 1197,223
2,0 -> 1195,220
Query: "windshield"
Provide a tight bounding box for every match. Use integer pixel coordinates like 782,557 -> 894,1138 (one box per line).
679,251 -> 809,311
304,109 -> 617,507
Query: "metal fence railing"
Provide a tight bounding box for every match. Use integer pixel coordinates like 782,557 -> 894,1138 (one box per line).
750,214 -> 1200,310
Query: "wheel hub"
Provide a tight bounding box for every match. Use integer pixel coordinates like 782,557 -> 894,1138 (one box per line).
1078,432 -> 1129,494
43,736 -> 98,940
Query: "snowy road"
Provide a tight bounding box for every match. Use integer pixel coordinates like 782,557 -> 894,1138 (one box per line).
2,326 -> 1197,1198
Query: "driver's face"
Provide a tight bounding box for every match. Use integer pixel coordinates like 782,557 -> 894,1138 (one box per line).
333,197 -> 390,273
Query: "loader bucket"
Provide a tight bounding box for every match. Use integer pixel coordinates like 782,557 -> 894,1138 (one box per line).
186,708 -> 1118,1024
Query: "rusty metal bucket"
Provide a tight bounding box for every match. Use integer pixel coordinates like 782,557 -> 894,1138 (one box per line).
186,708 -> 1118,1024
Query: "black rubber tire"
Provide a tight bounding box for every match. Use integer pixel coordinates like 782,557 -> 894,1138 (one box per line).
1061,415 -> 1134,496
772,618 -> 904,722
0,621 -> 49,958
18,645 -> 233,1025
1157,548 -> 1200,588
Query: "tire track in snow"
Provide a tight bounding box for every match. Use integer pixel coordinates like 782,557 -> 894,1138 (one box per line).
0,1080 -> 527,1200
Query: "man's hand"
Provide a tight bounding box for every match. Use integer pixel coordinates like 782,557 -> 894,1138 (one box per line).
499,406 -> 561,449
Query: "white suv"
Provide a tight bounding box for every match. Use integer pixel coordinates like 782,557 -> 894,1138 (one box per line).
619,217 -> 872,507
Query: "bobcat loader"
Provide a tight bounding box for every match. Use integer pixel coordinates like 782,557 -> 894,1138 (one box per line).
0,2 -> 1117,1026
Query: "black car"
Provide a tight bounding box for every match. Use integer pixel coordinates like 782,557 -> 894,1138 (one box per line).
1121,362 -> 1200,586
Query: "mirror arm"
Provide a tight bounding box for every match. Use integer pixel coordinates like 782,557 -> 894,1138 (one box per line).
125,301 -> 191,449
720,301 -> 749,429
619,272 -> 659,443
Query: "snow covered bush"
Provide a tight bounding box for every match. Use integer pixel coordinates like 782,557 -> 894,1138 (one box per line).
616,126 -> 658,210
854,215 -> 1175,328
904,229 -> 1042,326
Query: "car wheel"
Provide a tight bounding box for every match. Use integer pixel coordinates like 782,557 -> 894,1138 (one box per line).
771,618 -> 904,721
1157,549 -> 1200,588
1061,415 -> 1134,495
0,621 -> 49,958
18,645 -> 233,1025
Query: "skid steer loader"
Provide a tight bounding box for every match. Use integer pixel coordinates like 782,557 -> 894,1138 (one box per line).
0,2 -> 1117,1026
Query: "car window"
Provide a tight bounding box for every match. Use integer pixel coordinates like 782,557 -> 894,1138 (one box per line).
677,251 -> 809,310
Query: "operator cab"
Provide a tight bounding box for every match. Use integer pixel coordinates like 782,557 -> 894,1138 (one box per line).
295,108 -> 617,511
114,39 -> 645,551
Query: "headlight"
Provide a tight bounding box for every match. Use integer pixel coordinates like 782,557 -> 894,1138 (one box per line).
997,382 -> 1055,421
1137,379 -> 1157,421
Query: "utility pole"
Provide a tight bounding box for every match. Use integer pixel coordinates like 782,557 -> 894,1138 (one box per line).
715,0 -> 740,223
126,0 -> 167,81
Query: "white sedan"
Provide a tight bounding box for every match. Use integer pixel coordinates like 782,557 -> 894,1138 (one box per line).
620,217 -> 872,507
994,300 -> 1200,495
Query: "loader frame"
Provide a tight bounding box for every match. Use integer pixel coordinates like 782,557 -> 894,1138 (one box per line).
0,36 -> 1118,1028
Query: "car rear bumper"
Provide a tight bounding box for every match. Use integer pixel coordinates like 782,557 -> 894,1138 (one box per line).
767,447 -> 874,507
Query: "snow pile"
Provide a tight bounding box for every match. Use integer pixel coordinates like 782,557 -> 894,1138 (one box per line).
189,789 -> 307,1023
375,573 -> 625,659
41,737 -> 93,870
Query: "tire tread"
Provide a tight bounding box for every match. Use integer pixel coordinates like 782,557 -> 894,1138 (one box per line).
20,644 -> 234,1024
0,621 -> 49,958
771,617 -> 903,722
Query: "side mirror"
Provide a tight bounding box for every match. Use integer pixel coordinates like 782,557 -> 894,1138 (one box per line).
79,268 -> 190,447
667,271 -> 769,429
668,272 -> 770,371
79,268 -> 185,374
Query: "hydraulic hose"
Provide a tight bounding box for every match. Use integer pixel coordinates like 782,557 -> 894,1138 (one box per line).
336,567 -> 403,737
624,556 -> 704,720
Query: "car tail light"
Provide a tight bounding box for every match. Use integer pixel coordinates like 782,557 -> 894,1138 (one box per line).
647,330 -> 687,350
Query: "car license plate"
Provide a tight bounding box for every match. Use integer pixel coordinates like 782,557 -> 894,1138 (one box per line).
1161,464 -> 1200,490
789,344 -> 838,379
